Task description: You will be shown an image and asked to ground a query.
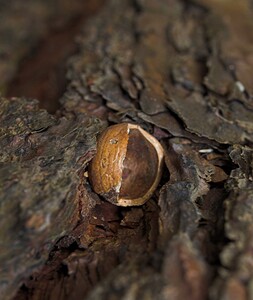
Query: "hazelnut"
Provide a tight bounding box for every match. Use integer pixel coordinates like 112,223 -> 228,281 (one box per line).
89,123 -> 164,206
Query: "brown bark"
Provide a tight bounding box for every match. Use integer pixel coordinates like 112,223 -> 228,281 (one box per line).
1,0 -> 253,300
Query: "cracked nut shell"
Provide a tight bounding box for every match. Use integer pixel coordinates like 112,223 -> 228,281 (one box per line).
89,123 -> 164,206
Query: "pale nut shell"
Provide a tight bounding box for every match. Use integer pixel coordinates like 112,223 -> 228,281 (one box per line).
89,123 -> 164,206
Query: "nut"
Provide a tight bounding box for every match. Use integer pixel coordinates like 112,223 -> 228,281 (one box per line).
89,123 -> 164,206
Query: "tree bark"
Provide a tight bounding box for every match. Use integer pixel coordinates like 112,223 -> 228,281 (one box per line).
1,0 -> 253,300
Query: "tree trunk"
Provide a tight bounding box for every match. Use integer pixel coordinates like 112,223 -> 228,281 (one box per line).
1,0 -> 253,299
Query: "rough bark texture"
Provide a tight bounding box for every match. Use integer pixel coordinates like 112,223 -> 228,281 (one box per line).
1,0 -> 253,299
